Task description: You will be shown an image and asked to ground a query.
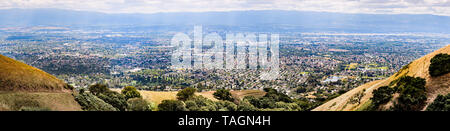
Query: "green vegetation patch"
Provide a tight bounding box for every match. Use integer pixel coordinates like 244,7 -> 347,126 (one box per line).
426,93 -> 450,111
429,53 -> 450,77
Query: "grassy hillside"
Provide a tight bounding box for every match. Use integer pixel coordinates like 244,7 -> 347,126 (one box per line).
0,91 -> 82,111
0,54 -> 70,92
314,44 -> 450,111
0,55 -> 81,111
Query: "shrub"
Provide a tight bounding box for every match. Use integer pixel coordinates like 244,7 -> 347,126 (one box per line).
176,87 -> 196,101
371,86 -> 394,108
213,89 -> 234,102
274,101 -> 301,111
393,76 -> 427,111
188,95 -> 218,111
295,100 -> 316,111
74,92 -> 117,111
429,53 -> 450,77
97,92 -> 128,111
185,100 -> 200,111
426,94 -> 450,111
158,100 -> 187,111
216,100 -> 238,111
121,86 -> 142,100
127,98 -> 154,111
88,84 -> 109,95
349,90 -> 365,104
237,99 -> 258,111
263,88 -> 293,103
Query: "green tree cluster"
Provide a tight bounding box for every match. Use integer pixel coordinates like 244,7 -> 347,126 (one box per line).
426,93 -> 450,111
429,53 -> 450,77
213,89 -> 234,102
393,76 -> 427,111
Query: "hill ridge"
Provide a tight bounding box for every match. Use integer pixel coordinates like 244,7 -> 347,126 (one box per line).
0,54 -> 70,92
313,44 -> 450,111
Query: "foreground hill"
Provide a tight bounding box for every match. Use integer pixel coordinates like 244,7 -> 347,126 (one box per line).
0,54 -> 71,92
314,45 -> 450,111
0,54 -> 81,111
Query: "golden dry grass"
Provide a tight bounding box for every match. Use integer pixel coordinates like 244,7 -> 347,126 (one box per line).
0,91 -> 82,111
0,54 -> 69,92
231,90 -> 266,100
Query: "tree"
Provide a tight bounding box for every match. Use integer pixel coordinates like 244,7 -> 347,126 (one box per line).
263,88 -> 293,103
74,91 -> 117,111
213,89 -> 234,102
127,98 -> 154,111
88,84 -> 109,95
121,86 -> 142,100
371,86 -> 394,108
349,90 -> 365,104
158,100 -> 187,111
393,76 -> 427,111
429,53 -> 450,77
176,87 -> 196,101
237,99 -> 258,111
216,100 -> 238,111
426,93 -> 450,111
97,91 -> 128,111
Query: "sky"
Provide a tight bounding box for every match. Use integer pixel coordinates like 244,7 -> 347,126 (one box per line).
0,0 -> 449,16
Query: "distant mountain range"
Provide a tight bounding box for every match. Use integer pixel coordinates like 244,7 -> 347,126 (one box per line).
1,8 -> 450,33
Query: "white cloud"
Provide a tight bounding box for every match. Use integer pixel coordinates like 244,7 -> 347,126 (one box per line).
0,0 -> 449,16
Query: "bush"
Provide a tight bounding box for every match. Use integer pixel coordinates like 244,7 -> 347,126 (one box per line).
237,99 -> 258,111
158,100 -> 187,111
429,53 -> 450,77
274,102 -> 301,111
127,98 -> 154,111
295,99 -> 316,111
121,86 -> 142,100
188,95 -> 218,111
213,89 -> 234,102
177,87 -> 196,101
393,76 -> 427,111
185,100 -> 200,111
216,100 -> 238,111
74,92 -> 117,111
371,86 -> 394,108
263,88 -> 293,103
88,84 -> 109,95
97,92 -> 128,111
426,94 -> 450,111
243,88 -> 296,110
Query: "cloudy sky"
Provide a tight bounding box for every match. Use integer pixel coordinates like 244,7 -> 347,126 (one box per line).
0,0 -> 449,16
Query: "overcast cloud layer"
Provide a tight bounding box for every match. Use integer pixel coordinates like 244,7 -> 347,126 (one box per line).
0,0 -> 449,16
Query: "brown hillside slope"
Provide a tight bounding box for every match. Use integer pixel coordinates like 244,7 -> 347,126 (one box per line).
313,44 -> 450,111
0,54 -> 70,92
0,54 -> 81,111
